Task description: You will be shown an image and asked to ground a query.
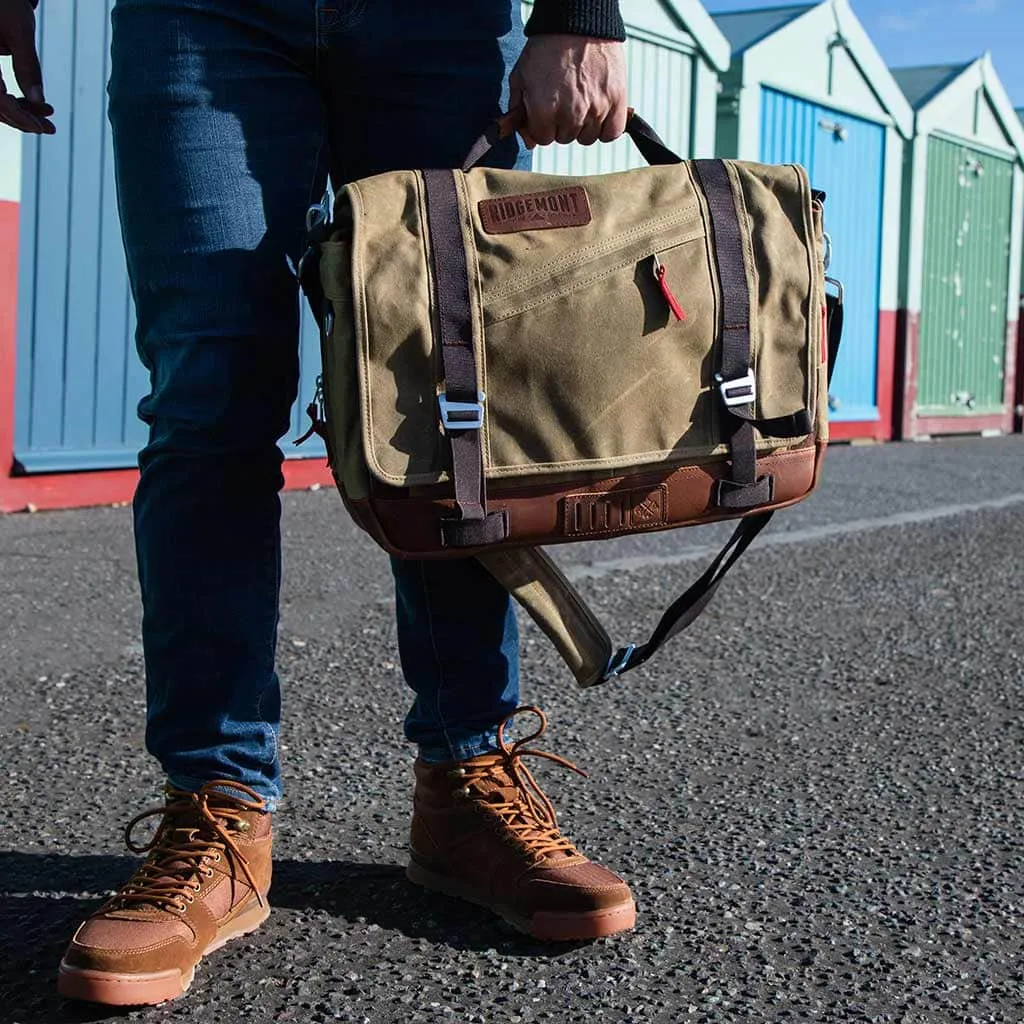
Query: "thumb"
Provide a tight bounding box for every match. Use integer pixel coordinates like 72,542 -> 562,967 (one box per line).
506,79 -> 537,149
10,13 -> 44,105
508,78 -> 523,126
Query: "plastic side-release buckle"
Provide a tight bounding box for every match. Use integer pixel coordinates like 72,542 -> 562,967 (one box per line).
716,370 -> 756,408
438,391 -> 486,431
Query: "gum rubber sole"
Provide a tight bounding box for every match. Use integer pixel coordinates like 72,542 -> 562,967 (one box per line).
406,861 -> 636,941
57,900 -> 271,1006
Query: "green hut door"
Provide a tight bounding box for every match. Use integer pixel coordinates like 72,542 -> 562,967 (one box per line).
918,137 -> 1014,418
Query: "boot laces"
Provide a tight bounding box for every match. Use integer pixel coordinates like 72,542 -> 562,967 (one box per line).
457,705 -> 587,863
106,780 -> 266,914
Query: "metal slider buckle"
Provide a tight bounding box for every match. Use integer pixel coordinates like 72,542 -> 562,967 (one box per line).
603,644 -> 637,682
716,370 -> 756,408
438,391 -> 486,431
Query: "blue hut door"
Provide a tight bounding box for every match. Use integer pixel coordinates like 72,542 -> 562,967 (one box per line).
761,89 -> 886,422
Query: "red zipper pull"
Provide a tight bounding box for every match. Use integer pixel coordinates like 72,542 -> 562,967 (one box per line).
653,254 -> 686,321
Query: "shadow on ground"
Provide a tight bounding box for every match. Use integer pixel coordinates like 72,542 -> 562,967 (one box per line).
1,852 -> 583,1023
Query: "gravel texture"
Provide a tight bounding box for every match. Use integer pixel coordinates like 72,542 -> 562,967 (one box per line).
1,436 -> 1023,1023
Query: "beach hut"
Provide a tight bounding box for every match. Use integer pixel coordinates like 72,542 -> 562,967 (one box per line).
713,0 -> 913,441
893,56 -> 1024,439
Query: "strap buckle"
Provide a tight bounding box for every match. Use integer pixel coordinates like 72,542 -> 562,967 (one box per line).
603,644 -> 637,682
716,370 -> 756,408
438,391 -> 486,431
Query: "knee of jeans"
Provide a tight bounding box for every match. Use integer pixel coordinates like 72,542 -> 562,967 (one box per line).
137,330 -> 299,456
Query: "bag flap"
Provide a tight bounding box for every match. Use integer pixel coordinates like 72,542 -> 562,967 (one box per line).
332,161 -> 823,489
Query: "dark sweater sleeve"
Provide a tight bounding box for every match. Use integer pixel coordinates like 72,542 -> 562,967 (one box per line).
524,0 -> 626,41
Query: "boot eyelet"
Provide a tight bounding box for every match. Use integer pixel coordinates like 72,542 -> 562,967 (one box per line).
235,821 -> 251,833
447,767 -> 467,779
214,853 -> 222,862
203,867 -> 215,878
454,786 -> 471,799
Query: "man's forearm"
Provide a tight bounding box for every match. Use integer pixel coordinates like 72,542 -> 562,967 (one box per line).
524,0 -> 625,41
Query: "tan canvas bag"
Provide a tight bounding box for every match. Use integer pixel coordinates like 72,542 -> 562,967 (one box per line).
298,114 -> 844,688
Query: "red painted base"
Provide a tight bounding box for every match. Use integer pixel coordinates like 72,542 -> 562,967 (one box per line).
897,307 -> 1017,439
1016,312 -> 1023,434
828,420 -> 887,443
0,459 -> 336,514
826,309 -> 897,443
911,413 -> 1010,437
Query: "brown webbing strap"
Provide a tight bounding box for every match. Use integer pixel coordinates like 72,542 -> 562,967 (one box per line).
422,169 -> 508,547
691,160 -> 771,511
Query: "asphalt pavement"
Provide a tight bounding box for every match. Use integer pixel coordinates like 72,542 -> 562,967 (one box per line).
2,435 -> 1023,1023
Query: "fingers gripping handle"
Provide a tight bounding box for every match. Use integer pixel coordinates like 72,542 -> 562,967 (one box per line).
461,107 -> 683,171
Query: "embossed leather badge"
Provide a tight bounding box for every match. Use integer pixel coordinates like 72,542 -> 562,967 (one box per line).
563,485 -> 669,537
479,186 -> 591,234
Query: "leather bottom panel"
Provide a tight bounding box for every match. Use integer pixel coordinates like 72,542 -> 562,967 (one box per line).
346,443 -> 823,559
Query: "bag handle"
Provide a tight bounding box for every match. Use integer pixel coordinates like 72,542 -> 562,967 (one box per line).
461,106 -> 683,171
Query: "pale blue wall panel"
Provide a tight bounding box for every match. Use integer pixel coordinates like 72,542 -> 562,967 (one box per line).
21,0 -> 75,457
290,303 -> 327,459
62,3 -> 112,449
761,89 -> 885,421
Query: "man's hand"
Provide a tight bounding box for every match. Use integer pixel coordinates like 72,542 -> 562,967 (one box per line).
509,34 -> 626,149
0,0 -> 54,134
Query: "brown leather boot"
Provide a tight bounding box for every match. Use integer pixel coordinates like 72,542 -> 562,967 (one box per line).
58,780 -> 272,1006
407,706 -> 636,941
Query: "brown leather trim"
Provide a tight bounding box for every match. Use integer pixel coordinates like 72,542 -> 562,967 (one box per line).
343,442 -> 826,559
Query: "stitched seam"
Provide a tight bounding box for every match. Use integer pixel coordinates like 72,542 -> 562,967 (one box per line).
349,180 -> 383,486
479,437 -> 807,475
76,937 -> 191,955
793,163 -> 820,423
367,435 -> 809,487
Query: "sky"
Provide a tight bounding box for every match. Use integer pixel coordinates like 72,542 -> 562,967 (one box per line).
703,0 -> 1024,108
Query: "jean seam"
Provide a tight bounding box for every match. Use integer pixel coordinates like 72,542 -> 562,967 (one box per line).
419,560 -> 456,760
254,685 -> 278,769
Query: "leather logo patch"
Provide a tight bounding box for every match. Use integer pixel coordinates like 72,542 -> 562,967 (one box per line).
563,485 -> 669,537
479,186 -> 591,234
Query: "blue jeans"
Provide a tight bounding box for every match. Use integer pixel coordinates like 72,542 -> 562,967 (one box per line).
108,0 -> 527,809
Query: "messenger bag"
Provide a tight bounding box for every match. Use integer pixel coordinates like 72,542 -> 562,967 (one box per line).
298,113 -> 844,688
